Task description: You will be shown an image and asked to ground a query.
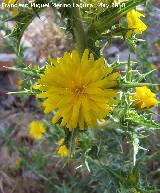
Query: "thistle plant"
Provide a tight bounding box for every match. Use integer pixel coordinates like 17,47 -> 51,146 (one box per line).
2,0 -> 160,192
34,49 -> 119,130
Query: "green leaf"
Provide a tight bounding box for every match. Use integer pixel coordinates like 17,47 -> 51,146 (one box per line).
6,0 -> 49,54
132,133 -> 140,166
126,110 -> 160,129
88,0 -> 146,37
4,66 -> 41,77
136,69 -> 156,83
126,54 -> 132,82
87,0 -> 146,57
7,89 -> 37,95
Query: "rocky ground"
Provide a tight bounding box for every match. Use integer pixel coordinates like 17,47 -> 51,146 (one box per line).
0,2 -> 159,193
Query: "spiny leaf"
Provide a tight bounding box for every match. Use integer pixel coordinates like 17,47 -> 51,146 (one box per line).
7,89 -> 34,95
87,0 -> 147,57
126,54 -> 132,82
88,0 -> 147,36
132,133 -> 140,166
126,110 -> 160,129
6,0 -> 49,54
3,66 -> 41,77
136,69 -> 156,83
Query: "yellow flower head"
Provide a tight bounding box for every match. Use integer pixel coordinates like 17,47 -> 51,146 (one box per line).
57,145 -> 69,157
29,121 -> 46,140
15,159 -> 22,168
127,9 -> 147,37
17,79 -> 23,90
128,174 -> 137,184
35,49 -> 119,131
132,86 -> 158,109
57,137 -> 79,146
151,64 -> 158,70
131,188 -> 140,193
57,138 -> 65,146
3,0 -> 20,16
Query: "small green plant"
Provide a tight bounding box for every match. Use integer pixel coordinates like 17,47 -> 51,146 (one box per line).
1,0 -> 160,192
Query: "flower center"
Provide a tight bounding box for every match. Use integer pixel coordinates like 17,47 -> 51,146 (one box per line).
73,85 -> 87,96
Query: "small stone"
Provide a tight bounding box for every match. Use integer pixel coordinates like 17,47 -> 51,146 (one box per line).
106,46 -> 120,56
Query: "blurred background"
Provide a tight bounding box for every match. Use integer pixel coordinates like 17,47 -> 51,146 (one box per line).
0,0 -> 159,192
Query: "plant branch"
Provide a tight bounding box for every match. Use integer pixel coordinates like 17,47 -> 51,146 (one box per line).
71,0 -> 87,55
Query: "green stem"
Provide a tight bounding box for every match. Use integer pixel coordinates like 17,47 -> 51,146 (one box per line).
4,66 -> 40,78
71,0 -> 87,56
7,90 -> 35,95
88,0 -> 146,38
121,82 -> 159,88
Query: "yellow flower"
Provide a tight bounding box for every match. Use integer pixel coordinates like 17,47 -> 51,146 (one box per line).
74,138 -> 79,146
35,49 -> 119,131
57,137 -> 79,146
131,188 -> 140,193
126,9 -> 147,37
57,145 -> 69,157
112,0 -> 122,3
15,159 -> 22,168
57,138 -> 65,146
3,0 -> 20,16
128,174 -> 137,184
29,121 -> 46,140
132,86 -> 158,109
151,64 -> 158,70
56,138 -> 69,157
17,79 -> 23,90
